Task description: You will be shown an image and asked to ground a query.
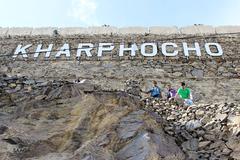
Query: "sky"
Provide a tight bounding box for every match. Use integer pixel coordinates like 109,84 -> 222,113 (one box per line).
0,0 -> 240,27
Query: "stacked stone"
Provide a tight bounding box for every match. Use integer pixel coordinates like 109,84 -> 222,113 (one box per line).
0,75 -> 57,97
124,79 -> 141,98
144,99 -> 240,160
0,74 -> 90,113
1,26 -> 240,79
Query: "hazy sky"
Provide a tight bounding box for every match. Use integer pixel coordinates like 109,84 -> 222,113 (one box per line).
0,0 -> 240,27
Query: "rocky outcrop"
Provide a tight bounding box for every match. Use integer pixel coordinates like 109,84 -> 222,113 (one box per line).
0,75 -> 186,160
0,74 -> 240,159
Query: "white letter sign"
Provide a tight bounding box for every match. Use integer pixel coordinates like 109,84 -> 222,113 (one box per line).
183,42 -> 201,57
205,43 -> 223,56
162,43 -> 178,56
34,44 -> 53,58
119,43 -> 138,57
55,43 -> 71,58
141,43 -> 157,57
97,43 -> 114,57
13,44 -> 32,58
77,43 -> 93,57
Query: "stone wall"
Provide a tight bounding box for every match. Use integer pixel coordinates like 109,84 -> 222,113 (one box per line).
0,25 -> 240,103
1,25 -> 240,36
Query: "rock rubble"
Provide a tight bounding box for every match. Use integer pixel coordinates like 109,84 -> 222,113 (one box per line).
144,98 -> 240,159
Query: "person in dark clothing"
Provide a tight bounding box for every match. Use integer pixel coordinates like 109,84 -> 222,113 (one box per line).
166,84 -> 177,101
146,81 -> 162,98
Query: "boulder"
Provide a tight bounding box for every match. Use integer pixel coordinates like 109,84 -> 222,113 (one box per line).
195,110 -> 205,116
181,138 -> 199,152
215,113 -> 228,122
228,115 -> 240,126
117,110 -> 145,139
191,69 -> 204,78
185,120 -> 202,131
226,137 -> 240,152
198,141 -> 211,150
116,132 -> 185,160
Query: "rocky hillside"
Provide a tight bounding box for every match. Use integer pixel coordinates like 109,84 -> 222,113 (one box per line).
0,75 -> 185,160
0,26 -> 240,160
0,75 -> 239,160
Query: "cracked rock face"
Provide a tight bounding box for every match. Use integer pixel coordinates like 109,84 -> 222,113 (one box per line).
0,74 -> 240,160
0,75 -> 185,160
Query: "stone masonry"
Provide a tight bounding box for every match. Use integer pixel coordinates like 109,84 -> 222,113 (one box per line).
0,25 -> 240,103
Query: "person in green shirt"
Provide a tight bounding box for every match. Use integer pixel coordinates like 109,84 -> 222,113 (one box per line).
176,82 -> 193,107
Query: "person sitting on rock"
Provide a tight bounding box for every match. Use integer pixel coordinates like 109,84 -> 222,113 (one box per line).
176,82 -> 193,107
166,84 -> 177,101
146,80 -> 162,98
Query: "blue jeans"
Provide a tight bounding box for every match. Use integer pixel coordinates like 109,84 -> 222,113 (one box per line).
152,95 -> 160,98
